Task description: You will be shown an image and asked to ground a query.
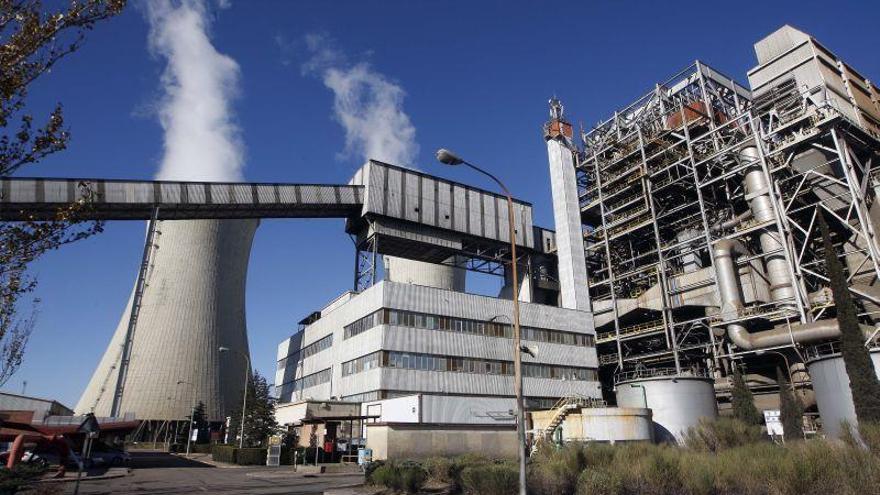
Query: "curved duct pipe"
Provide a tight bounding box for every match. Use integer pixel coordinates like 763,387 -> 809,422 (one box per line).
714,238 -> 875,350
711,210 -> 752,233
741,146 -> 795,305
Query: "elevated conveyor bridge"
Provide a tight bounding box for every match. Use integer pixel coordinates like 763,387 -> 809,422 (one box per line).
0,177 -> 364,220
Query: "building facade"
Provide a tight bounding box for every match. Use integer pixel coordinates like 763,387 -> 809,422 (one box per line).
275,279 -> 599,423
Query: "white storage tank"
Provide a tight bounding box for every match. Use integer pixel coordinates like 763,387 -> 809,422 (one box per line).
806,344 -> 880,439
383,256 -> 465,292
616,372 -> 717,443
581,407 -> 653,443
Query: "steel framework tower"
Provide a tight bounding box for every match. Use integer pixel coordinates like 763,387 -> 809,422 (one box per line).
568,27 -> 880,399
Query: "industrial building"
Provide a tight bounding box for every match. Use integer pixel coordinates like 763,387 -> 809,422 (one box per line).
272,160 -> 601,456
273,24 -> 880,446
2,24 -> 879,450
564,24 -> 880,440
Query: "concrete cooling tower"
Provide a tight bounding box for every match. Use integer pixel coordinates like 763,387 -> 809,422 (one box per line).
76,219 -> 257,421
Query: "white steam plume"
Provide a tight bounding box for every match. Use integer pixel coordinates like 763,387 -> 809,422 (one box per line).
146,0 -> 243,182
303,34 -> 418,168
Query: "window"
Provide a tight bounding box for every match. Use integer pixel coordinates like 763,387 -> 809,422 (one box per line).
278,368 -> 333,401
341,308 -> 596,349
378,351 -> 596,382
342,352 -> 381,376
277,334 -> 333,370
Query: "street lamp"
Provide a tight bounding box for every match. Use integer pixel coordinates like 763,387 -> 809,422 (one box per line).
177,380 -> 196,456
219,346 -> 250,449
437,148 -> 527,495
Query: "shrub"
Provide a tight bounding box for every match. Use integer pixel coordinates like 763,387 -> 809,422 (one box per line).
528,443 -> 587,495
422,456 -> 455,483
363,460 -> 385,484
368,462 -> 426,494
582,442 -> 617,469
211,444 -> 236,464
210,445 -> 266,465
191,443 -> 213,454
448,453 -> 492,491
370,464 -> 400,490
860,421 -> 880,455
576,467 -> 624,495
731,366 -> 764,426
236,448 -> 267,466
400,465 -> 427,493
683,417 -> 765,452
0,464 -> 48,494
574,440 -> 880,495
460,463 -> 518,495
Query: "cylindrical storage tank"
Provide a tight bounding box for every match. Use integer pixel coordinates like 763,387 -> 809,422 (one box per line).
383,256 -> 465,292
807,346 -> 880,439
616,375 -> 718,443
581,407 -> 653,443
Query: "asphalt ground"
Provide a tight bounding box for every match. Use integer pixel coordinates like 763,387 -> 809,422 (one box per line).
60,451 -> 364,495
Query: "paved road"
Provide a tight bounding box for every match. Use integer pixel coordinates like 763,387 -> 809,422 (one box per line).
63,452 -> 364,495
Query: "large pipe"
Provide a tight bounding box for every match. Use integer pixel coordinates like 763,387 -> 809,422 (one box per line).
741,146 -> 795,305
710,210 -> 752,233
714,238 -> 875,349
730,319 -> 875,350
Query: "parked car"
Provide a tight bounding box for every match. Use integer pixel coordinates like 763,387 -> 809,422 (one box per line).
0,450 -> 49,468
88,448 -> 130,467
0,449 -> 82,469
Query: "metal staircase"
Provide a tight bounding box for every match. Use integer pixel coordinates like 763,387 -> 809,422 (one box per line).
542,394 -> 603,439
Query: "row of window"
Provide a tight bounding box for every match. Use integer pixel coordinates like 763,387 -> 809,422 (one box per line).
339,390 -> 563,410
341,350 -> 597,381
277,334 -> 333,370
343,308 -> 595,347
277,367 -> 332,400
341,351 -> 381,376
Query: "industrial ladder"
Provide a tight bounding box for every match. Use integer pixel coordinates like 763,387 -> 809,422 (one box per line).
542,394 -> 598,439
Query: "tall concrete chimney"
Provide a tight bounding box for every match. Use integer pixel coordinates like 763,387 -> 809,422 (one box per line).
545,98 -> 590,311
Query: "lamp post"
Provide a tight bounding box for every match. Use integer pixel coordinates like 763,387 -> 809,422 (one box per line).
177,380 -> 196,456
219,346 -> 250,449
437,148 -> 527,495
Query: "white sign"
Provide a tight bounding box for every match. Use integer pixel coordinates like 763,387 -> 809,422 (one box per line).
764,410 -> 783,436
191,428 -> 199,442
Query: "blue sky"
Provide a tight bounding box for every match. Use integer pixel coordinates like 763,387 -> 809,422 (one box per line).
11,0 -> 880,407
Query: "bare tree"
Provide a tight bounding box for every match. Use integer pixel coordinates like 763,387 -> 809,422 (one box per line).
1,0 -> 125,386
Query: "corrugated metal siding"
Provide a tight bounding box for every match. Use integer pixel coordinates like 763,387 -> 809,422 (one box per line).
382,282 -> 595,335
421,395 -> 515,424
403,171 -> 420,223
381,327 -> 595,367
380,368 -> 598,398
276,281 -> 600,406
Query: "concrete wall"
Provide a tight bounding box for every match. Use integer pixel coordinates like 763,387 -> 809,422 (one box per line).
366,423 -> 517,460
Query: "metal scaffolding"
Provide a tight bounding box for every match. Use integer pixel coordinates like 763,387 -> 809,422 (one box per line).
576,61 -> 880,378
